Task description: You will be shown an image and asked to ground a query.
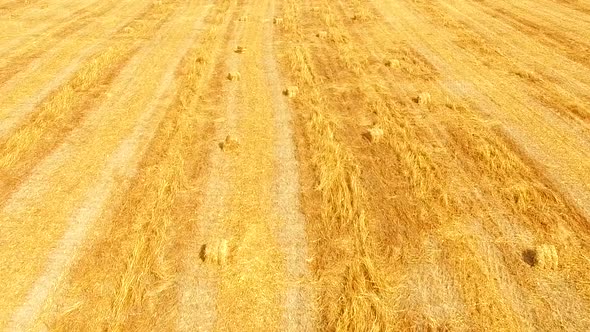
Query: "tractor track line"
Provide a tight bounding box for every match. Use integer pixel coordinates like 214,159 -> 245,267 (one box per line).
177,0 -> 245,330
264,0 -> 315,329
5,2 -> 213,330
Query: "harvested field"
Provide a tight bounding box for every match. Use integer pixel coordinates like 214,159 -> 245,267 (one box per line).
0,0 -> 589,331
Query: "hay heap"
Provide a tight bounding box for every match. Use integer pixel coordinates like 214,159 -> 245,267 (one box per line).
220,135 -> 239,151
363,127 -> 384,143
284,86 -> 299,98
417,92 -> 432,106
317,31 -> 328,39
227,71 -> 241,81
385,59 -> 401,68
535,244 -> 558,269
203,239 -> 229,265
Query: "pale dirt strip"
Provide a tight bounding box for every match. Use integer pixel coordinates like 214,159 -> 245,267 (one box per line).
0,1 -> 213,329
264,0 -> 315,330
374,0 -> 590,219
177,0 -> 244,330
179,0 -> 314,330
0,0 -> 151,138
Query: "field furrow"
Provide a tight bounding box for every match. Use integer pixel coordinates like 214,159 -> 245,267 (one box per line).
0,0 -> 589,330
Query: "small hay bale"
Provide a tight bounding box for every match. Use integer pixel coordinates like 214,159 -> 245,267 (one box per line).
219,135 -> 239,151
202,239 -> 229,265
385,59 -> 401,68
316,31 -> 328,39
227,71 -> 241,81
273,17 -> 284,25
351,13 -> 367,21
363,127 -> 384,143
417,92 -> 431,106
238,15 -> 248,22
235,46 -> 247,54
283,86 -> 299,98
535,244 -> 558,269
514,70 -> 540,82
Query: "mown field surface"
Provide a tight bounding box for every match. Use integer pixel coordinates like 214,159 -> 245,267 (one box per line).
1,0 -> 590,331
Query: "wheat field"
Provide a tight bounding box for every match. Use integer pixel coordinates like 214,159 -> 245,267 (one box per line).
1,0 -> 590,331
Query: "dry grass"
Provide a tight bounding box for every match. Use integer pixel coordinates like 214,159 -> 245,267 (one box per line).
442,108 -> 590,329
44,1 -> 234,330
279,0 -> 590,330
0,0 -> 180,200
0,47 -> 127,171
281,1 -> 390,330
3,0 -> 590,330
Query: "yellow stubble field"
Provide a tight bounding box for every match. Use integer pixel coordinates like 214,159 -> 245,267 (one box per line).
1,0 -> 589,331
